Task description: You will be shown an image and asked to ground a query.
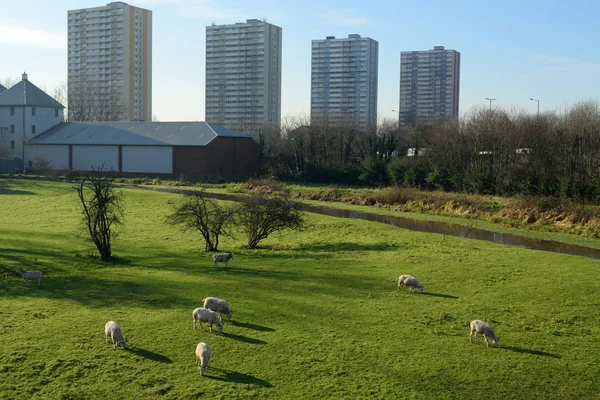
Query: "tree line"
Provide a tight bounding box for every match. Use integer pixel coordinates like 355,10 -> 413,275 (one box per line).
252,101 -> 600,202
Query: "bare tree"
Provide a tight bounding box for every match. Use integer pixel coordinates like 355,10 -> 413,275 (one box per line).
0,76 -> 19,89
76,165 -> 123,262
31,154 -> 54,176
166,190 -> 240,252
64,81 -> 126,122
238,192 -> 305,249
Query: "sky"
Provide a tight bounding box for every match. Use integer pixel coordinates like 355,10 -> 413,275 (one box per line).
2,0 -> 600,122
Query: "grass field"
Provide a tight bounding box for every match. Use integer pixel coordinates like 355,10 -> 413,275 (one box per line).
1,180 -> 600,399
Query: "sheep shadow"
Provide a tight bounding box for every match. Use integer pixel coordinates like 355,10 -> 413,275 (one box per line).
126,347 -> 173,363
230,320 -> 275,332
207,367 -> 272,387
422,292 -> 459,299
220,332 -> 267,345
498,346 -> 561,359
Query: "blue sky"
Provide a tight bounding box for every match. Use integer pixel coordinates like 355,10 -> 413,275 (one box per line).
2,0 -> 599,122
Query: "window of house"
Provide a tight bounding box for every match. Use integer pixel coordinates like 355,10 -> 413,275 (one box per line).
10,125 -> 15,133
10,141 -> 15,149
55,109 -> 59,117
32,125 -> 36,134
28,160 -> 33,168
10,107 -> 14,116
32,107 -> 36,116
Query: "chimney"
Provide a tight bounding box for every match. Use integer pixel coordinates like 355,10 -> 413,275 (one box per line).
22,72 -> 28,81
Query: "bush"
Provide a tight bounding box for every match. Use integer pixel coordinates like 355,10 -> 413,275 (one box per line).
31,155 -> 54,176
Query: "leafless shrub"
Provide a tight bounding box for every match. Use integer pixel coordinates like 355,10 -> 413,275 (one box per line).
166,189 -> 240,252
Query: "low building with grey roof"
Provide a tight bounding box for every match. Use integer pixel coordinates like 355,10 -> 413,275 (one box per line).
28,121 -> 260,179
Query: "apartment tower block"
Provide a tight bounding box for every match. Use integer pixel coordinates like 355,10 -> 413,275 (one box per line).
205,19 -> 282,134
311,34 -> 378,131
68,1 -> 152,121
399,46 -> 460,126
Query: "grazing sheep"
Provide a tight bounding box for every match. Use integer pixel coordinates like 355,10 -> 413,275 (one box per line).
398,275 -> 424,293
195,342 -> 211,375
397,274 -> 411,290
104,321 -> 128,350
469,320 -> 499,347
192,308 -> 223,333
213,252 -> 234,268
203,297 -> 232,321
15,268 -> 43,287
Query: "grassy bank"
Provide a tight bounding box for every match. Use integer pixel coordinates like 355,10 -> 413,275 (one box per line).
1,180 -> 600,399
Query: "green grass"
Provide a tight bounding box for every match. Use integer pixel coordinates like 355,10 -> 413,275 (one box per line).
139,179 -> 600,250
1,180 -> 600,399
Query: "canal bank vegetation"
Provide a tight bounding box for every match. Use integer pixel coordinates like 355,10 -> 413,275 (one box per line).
216,179 -> 600,241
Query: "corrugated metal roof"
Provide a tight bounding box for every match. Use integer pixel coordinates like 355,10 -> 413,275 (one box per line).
0,78 -> 64,108
29,121 -> 252,146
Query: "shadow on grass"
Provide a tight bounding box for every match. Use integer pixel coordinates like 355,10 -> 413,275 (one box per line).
296,242 -> 401,252
499,346 -> 561,358
0,274 -> 191,309
230,320 -> 275,332
221,332 -> 267,345
207,367 -> 272,387
127,347 -> 172,363
205,266 -> 298,279
422,292 -> 459,299
0,180 -> 38,196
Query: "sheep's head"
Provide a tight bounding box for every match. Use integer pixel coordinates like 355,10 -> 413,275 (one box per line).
216,316 -> 224,332
226,309 -> 232,321
491,337 -> 499,347
200,364 -> 208,375
229,253 -> 235,260
119,338 -> 128,349
418,285 -> 424,294
15,268 -> 23,275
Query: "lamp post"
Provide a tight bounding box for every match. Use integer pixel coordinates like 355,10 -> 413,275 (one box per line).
391,109 -> 401,126
530,98 -> 540,117
289,137 -> 298,173
485,97 -> 496,110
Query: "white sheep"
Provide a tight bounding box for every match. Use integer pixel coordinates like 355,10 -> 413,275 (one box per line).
15,268 -> 43,287
398,274 -> 423,293
104,321 -> 128,350
397,274 -> 411,290
192,308 -> 223,333
195,342 -> 211,375
469,320 -> 499,347
203,297 -> 232,321
213,252 -> 234,268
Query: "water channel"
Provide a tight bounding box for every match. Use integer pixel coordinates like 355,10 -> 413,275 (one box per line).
143,187 -> 600,260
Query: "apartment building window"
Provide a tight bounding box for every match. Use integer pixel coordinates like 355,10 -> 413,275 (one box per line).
32,107 -> 36,116
10,141 -> 15,149
32,125 -> 36,134
10,107 -> 15,116
10,125 -> 15,133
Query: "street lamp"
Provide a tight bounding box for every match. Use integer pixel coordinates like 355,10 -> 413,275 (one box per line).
530,98 -> 540,116
485,98 -> 496,110
289,137 -> 299,173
